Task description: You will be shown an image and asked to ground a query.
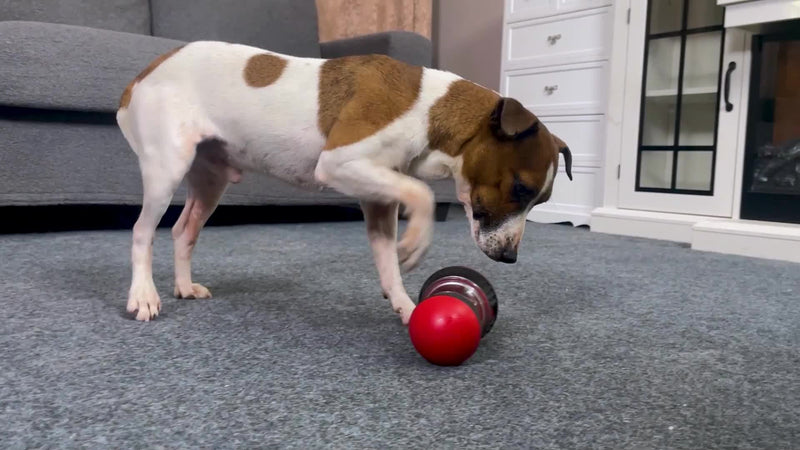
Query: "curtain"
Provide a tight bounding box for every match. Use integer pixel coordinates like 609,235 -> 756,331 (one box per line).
316,0 -> 432,42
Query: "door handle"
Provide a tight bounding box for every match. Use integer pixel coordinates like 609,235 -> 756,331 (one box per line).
724,61 -> 736,112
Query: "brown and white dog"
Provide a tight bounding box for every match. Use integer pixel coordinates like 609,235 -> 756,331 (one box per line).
117,41 -> 572,324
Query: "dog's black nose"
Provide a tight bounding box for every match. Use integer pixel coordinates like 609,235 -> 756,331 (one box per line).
498,248 -> 517,264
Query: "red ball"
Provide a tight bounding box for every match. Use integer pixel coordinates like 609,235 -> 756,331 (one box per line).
408,295 -> 482,366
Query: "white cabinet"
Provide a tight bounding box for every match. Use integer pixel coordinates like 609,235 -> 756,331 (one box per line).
500,0 -> 613,226
589,0 -> 800,264
615,0 -> 747,217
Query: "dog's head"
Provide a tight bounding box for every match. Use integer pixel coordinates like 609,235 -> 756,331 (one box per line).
454,97 -> 572,263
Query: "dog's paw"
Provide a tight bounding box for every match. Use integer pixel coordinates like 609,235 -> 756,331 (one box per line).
391,295 -> 416,325
174,283 -> 212,299
398,214 -> 433,273
128,281 -> 161,321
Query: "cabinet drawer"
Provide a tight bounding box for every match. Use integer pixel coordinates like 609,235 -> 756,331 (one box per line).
506,7 -> 611,69
506,0 -> 611,22
540,115 -> 604,167
505,61 -> 608,116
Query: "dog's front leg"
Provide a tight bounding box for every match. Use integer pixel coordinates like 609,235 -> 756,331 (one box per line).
316,155 -> 434,273
361,201 -> 416,324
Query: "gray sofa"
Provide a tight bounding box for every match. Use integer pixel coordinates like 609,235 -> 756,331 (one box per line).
0,0 -> 456,212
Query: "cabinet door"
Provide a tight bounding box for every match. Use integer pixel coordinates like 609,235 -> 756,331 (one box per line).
618,0 -> 747,216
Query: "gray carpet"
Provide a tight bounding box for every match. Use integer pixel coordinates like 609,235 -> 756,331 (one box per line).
1,211 -> 798,449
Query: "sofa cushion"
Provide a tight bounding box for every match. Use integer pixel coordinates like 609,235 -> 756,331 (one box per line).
150,0 -> 320,57
0,0 -> 150,34
0,21 -> 183,112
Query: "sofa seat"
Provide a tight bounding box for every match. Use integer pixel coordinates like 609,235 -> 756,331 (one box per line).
0,9 -> 456,209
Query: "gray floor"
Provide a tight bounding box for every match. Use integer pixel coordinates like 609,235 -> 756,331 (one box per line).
1,211 -> 798,449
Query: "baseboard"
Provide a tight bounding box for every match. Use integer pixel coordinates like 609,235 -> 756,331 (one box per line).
0,204 -> 366,234
692,220 -> 800,263
590,208 -> 800,264
590,207 -> 708,243
0,202 -> 460,234
527,203 -> 591,226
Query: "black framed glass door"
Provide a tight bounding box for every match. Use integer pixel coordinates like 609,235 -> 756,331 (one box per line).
635,0 -> 725,195
740,31 -> 800,224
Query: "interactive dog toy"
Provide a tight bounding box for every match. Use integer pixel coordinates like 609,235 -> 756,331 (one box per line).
408,266 -> 498,366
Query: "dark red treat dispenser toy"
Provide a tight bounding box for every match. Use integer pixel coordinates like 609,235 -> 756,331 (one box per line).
408,266 -> 498,366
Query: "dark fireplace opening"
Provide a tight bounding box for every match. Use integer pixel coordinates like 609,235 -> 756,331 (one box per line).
741,24 -> 800,224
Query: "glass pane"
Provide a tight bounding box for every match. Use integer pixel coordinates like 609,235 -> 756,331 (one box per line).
642,96 -> 677,145
649,0 -> 683,34
687,0 -> 724,29
677,32 -> 722,146
682,32 -> 722,92
642,37 -> 681,146
640,151 -> 674,188
679,93 -> 717,145
645,37 -> 682,92
676,151 -> 713,190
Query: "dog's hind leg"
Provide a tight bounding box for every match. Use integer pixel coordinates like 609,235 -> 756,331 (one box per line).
172,140 -> 237,299
119,101 -> 207,321
128,150 -> 196,321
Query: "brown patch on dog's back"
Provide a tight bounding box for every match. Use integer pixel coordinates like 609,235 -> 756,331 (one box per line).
318,55 -> 423,149
317,57 -> 359,137
243,53 -> 288,87
119,45 -> 185,109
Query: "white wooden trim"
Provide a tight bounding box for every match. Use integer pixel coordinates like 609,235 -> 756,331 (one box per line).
500,0 -> 512,96
723,0 -> 800,28
600,0 -> 630,209
731,33 -> 752,220
706,28 -> 748,217
717,0 -> 750,5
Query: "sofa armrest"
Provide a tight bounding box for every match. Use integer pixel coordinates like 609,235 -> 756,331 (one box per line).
320,31 -> 432,67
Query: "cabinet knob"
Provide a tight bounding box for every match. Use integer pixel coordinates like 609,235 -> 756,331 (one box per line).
547,34 -> 562,45
544,85 -> 558,95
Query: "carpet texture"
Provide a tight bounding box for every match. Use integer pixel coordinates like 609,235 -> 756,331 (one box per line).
1,213 -> 798,449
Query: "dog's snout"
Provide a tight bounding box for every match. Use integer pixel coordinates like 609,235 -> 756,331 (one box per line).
498,248 -> 517,264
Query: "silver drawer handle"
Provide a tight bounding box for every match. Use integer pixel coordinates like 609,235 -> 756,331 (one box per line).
544,85 -> 558,95
547,34 -> 562,45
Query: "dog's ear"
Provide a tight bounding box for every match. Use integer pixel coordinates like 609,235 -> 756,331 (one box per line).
490,97 -> 539,141
552,134 -> 573,181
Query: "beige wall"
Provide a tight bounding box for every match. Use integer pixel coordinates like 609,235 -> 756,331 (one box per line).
433,0 -> 504,91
